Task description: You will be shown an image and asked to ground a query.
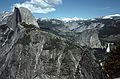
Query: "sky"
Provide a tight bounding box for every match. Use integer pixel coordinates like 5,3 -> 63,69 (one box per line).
0,0 -> 120,19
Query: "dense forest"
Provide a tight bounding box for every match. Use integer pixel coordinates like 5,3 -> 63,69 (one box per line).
104,42 -> 120,79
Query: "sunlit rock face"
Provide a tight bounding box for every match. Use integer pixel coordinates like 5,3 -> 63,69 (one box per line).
18,7 -> 39,27
0,7 -> 104,79
0,12 -> 12,26
73,29 -> 102,48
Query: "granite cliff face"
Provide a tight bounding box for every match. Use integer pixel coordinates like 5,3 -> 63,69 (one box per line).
18,7 -> 39,27
73,29 -> 102,48
0,7 -> 105,79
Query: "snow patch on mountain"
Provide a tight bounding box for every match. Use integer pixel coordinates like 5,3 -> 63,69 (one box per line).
61,17 -> 80,22
103,14 -> 120,19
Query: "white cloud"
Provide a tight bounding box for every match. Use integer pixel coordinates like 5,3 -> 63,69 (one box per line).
13,0 -> 62,13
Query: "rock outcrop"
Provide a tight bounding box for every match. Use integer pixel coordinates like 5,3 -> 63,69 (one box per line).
74,29 -> 102,48
0,12 -> 12,26
18,7 -> 39,27
0,7 -> 105,79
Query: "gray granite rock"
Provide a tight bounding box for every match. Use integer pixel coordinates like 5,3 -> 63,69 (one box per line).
19,7 -> 39,27
74,29 -> 102,48
0,7 -> 105,79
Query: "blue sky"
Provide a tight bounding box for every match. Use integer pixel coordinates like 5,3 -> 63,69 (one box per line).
0,0 -> 120,19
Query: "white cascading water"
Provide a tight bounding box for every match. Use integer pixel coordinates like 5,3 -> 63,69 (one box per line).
106,43 -> 110,52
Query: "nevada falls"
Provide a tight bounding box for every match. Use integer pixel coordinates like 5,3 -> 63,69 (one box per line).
0,7 -> 120,79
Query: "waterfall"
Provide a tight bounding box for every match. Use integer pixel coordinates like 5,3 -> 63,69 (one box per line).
106,43 -> 110,52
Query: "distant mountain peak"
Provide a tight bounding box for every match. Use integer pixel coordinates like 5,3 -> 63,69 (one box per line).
102,14 -> 120,19
60,17 -> 80,22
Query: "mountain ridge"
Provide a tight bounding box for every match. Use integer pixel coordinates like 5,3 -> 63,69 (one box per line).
0,7 -> 119,79
38,13 -> 120,22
